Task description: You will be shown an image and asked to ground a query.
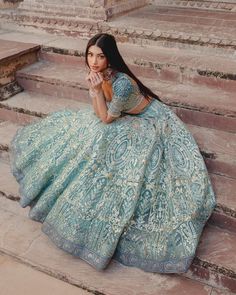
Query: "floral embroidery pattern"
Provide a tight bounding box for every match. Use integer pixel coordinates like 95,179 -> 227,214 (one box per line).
10,91 -> 216,273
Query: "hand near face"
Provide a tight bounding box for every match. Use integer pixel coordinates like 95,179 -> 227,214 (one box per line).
86,71 -> 103,94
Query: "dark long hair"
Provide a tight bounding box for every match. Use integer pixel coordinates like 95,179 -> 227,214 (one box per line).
85,33 -> 161,102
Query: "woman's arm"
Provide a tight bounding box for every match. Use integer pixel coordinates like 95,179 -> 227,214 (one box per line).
87,72 -> 117,124
89,87 -> 115,123
94,90 -> 116,124
91,93 -> 99,117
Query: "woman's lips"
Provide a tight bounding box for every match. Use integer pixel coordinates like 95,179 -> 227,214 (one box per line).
91,66 -> 99,70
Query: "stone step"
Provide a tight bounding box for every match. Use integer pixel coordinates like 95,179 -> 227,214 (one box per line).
0,10 -> 100,40
209,174 -> 236,232
130,5 -> 236,28
105,5 -> 236,56
0,253 -> 90,295
152,0 -> 236,12
18,0 -> 148,21
0,0 -> 148,37
40,41 -> 236,93
0,191 -> 235,293
15,59 -> 236,133
17,4 -> 107,20
0,6 -> 236,56
0,29 -> 63,47
19,0 -> 149,20
0,90 -> 89,123
2,29 -> 236,95
0,39 -> 40,100
188,125 -> 236,179
185,223 -> 236,293
0,117 -> 235,232
2,26 -> 236,95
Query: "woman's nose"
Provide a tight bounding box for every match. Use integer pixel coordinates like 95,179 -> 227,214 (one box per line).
92,56 -> 98,64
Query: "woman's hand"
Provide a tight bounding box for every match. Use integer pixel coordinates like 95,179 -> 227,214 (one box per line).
86,71 -> 103,94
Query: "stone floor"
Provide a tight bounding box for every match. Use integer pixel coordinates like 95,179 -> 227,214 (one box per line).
0,253 -> 90,295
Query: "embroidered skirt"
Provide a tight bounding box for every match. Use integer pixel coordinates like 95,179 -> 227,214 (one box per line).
9,99 -> 216,273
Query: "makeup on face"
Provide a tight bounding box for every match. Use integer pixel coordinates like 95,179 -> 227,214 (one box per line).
87,45 -> 108,73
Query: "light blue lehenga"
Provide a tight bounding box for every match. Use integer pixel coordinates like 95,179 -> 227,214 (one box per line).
9,71 -> 216,273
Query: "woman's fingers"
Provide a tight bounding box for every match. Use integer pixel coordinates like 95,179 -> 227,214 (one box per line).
97,72 -> 103,80
90,72 -> 103,87
86,72 -> 104,94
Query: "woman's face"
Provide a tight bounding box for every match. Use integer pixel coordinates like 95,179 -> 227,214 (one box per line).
87,45 -> 108,73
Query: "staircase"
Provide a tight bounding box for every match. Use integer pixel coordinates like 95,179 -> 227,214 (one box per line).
0,2 -> 236,294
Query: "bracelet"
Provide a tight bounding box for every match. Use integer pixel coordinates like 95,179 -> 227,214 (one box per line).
89,88 -> 97,98
89,88 -> 103,98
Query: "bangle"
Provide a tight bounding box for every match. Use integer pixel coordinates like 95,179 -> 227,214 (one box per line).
89,88 -> 97,98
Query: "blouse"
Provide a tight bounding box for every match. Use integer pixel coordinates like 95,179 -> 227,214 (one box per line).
89,72 -> 144,117
106,72 -> 145,117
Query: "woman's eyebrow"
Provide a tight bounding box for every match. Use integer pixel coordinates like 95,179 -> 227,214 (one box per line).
88,51 -> 104,56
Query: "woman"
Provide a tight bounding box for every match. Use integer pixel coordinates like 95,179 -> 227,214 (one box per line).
9,33 -> 216,273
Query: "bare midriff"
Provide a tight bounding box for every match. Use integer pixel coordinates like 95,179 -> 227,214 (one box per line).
125,97 -> 153,114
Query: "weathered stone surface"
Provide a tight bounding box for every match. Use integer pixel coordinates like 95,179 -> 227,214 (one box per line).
0,81 -> 23,100
0,39 -> 39,63
210,174 -> 236,216
16,60 -> 90,104
14,58 -> 236,133
195,225 -> 236,273
16,0 -> 149,20
186,225 -> 236,293
152,0 -> 236,12
0,39 -> 39,100
0,158 -> 19,201
39,40 -> 236,92
41,47 -> 236,87
0,4 -> 235,54
0,0 -> 22,9
0,253 -> 90,295
0,91 -> 89,117
0,209 -> 42,256
0,106 -> 38,125
211,287 -> 236,295
108,5 -> 236,54
0,30 -> 58,45
209,212 -> 236,234
0,120 -> 19,149
188,125 -> 236,179
174,107 -> 236,134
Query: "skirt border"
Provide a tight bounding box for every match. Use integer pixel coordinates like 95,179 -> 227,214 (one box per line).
41,221 -> 194,273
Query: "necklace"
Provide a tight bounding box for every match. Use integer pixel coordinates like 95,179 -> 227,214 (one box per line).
102,67 -> 116,81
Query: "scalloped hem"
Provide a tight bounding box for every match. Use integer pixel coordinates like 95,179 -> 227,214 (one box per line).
41,221 -> 193,273
113,251 -> 193,273
41,221 -> 111,270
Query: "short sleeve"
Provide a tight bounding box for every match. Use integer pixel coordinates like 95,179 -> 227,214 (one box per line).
107,75 -> 133,117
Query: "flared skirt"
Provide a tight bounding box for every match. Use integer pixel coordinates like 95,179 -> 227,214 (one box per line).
9,99 -> 216,273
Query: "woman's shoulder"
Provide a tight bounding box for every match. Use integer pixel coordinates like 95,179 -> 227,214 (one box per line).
112,71 -> 132,84
112,72 -> 134,98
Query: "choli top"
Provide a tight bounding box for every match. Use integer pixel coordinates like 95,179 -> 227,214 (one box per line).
104,72 -> 145,117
